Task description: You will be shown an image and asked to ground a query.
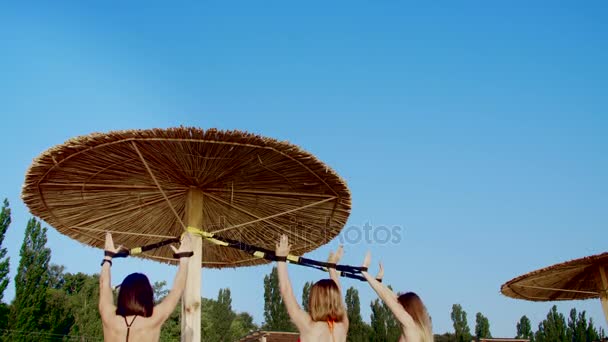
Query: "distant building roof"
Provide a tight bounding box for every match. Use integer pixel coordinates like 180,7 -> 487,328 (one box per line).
237,330 -> 299,342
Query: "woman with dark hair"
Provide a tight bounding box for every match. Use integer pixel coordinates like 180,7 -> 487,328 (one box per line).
99,232 -> 193,342
276,234 -> 349,342
361,252 -> 433,342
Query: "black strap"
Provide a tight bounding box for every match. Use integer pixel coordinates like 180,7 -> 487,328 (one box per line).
100,259 -> 112,267
173,251 -> 194,259
110,233 -> 368,281
124,315 -> 137,342
114,238 -> 181,258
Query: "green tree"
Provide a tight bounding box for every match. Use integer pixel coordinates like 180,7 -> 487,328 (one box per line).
229,312 -> 258,341
516,315 -> 533,339
0,199 -> 11,333
153,280 -> 169,303
48,263 -> 66,289
0,199 -> 10,303
370,292 -> 400,342
202,297 -> 217,341
586,318 -> 600,342
370,298 -> 388,341
535,305 -> 567,342
302,281 -> 312,312
566,308 -> 600,342
451,304 -> 471,342
10,217 -> 51,338
68,274 -> 103,340
475,312 -> 491,339
212,288 -> 236,341
263,266 -> 295,331
345,287 -> 370,342
43,287 -> 75,338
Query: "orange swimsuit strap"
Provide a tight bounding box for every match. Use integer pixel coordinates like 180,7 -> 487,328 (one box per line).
327,319 -> 336,342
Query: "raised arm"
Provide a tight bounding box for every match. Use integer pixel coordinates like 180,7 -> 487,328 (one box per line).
276,234 -> 311,331
99,232 -> 119,322
327,245 -> 344,294
361,252 -> 415,328
373,262 -> 398,301
328,245 -> 349,327
153,233 -> 193,324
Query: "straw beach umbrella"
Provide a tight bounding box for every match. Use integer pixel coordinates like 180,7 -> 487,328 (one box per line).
501,252 -> 608,325
22,127 -> 351,342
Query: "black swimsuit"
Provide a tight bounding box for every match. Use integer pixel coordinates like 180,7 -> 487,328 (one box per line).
123,315 -> 137,342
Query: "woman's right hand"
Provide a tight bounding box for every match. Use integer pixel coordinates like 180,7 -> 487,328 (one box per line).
362,251 -> 371,273
328,245 -> 344,264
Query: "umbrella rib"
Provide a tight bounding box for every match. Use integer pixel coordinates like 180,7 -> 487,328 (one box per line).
513,284 -> 599,296
204,192 -> 335,242
69,226 -> 175,239
203,188 -> 335,198
39,182 -> 160,190
204,191 -> 316,243
548,270 -> 589,300
69,191 -> 183,228
131,141 -> 187,231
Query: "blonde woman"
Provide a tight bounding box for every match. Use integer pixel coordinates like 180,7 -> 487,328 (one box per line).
362,252 -> 433,342
276,234 -> 349,342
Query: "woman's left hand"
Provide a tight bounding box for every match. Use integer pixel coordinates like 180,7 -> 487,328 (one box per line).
275,234 -> 291,257
104,232 -> 123,254
376,262 -> 384,281
171,232 -> 194,254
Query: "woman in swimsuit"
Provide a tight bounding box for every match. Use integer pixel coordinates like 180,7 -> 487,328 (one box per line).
276,234 -> 348,342
361,252 -> 433,342
99,232 -> 193,342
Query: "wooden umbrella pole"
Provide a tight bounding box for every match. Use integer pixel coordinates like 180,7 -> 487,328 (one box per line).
599,265 -> 608,327
182,189 -> 203,342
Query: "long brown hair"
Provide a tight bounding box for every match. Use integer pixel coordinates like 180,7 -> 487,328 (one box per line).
397,292 -> 433,341
116,273 -> 154,317
308,279 -> 345,322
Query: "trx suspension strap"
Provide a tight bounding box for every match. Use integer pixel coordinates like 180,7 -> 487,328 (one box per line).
184,227 -> 368,274
183,227 -> 368,281
112,227 -> 368,281
113,237 -> 181,258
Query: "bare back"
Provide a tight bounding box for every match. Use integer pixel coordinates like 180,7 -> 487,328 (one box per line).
102,314 -> 161,342
399,324 -> 428,342
299,320 -> 347,342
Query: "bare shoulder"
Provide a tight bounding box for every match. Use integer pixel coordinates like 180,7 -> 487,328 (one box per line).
299,320 -> 348,342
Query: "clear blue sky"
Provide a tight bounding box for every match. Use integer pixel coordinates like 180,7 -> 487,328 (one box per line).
1,1 -> 607,337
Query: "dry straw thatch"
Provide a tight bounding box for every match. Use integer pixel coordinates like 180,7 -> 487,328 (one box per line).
501,252 -> 608,301
22,127 -> 351,268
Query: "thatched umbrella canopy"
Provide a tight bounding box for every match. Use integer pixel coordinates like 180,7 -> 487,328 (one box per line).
22,127 -> 351,342
501,252 -> 608,325
22,127 -> 351,267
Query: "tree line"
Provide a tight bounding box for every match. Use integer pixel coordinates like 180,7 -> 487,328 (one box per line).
0,199 -> 606,341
